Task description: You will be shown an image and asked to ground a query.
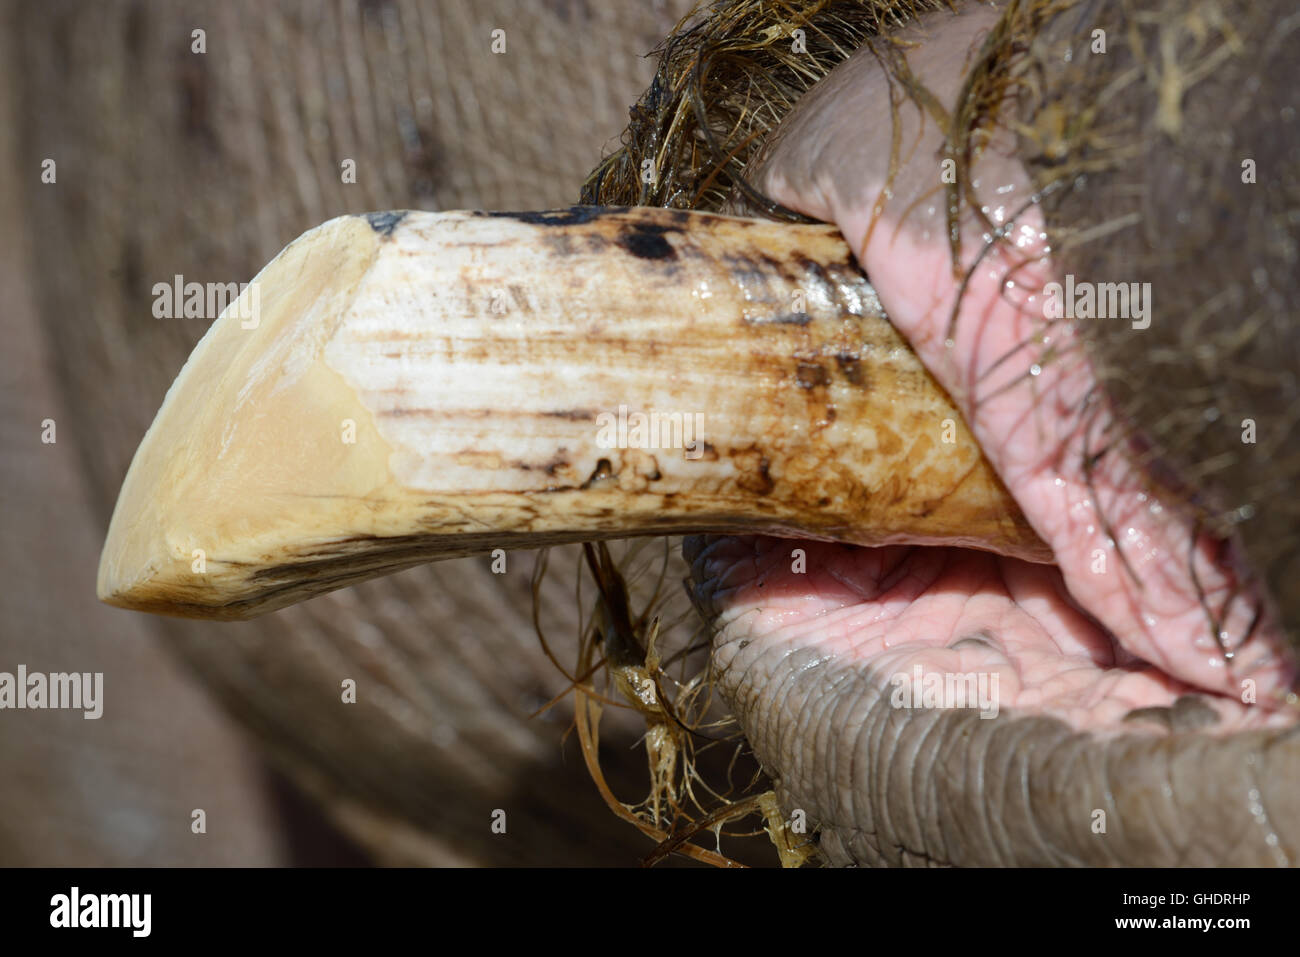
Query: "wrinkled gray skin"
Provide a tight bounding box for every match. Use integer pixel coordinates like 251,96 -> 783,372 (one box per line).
2,0 -> 1295,867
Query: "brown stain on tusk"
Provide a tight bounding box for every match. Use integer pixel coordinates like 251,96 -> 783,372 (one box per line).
97,207 -> 1050,621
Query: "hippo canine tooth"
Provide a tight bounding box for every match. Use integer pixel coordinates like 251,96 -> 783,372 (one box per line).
97,207 -> 1048,620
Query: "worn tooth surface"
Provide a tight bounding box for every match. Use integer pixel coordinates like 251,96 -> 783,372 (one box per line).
97,206 -> 1048,620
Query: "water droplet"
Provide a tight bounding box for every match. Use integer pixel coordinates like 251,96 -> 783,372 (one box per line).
944,337 -> 956,350
1054,477 -> 1065,488
1030,363 -> 1042,376
1143,614 -> 1157,627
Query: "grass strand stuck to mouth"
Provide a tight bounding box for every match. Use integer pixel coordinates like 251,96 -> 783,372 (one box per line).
531,540 -> 813,867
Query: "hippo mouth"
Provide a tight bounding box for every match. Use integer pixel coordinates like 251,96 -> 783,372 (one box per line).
679,0 -> 1300,866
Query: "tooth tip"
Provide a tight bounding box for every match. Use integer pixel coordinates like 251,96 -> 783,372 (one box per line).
97,214 -> 386,620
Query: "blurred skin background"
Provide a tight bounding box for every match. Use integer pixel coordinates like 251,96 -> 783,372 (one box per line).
0,0 -> 705,866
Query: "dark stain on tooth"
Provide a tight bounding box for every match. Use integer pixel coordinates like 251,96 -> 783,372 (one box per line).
732,447 -> 774,496
365,210 -> 408,237
689,441 -> 719,462
581,458 -> 617,489
722,253 -> 771,299
506,283 -> 535,313
796,361 -> 830,390
516,452 -> 570,477
835,353 -> 867,387
769,311 -> 812,326
791,253 -> 834,302
543,232 -> 579,256
794,359 -> 836,430
759,252 -> 804,292
541,409 -> 595,421
616,222 -> 678,261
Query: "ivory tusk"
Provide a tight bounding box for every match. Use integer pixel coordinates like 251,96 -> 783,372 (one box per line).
97,207 -> 1049,620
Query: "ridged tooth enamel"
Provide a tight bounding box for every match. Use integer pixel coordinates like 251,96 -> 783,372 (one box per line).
97,207 -> 1049,620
